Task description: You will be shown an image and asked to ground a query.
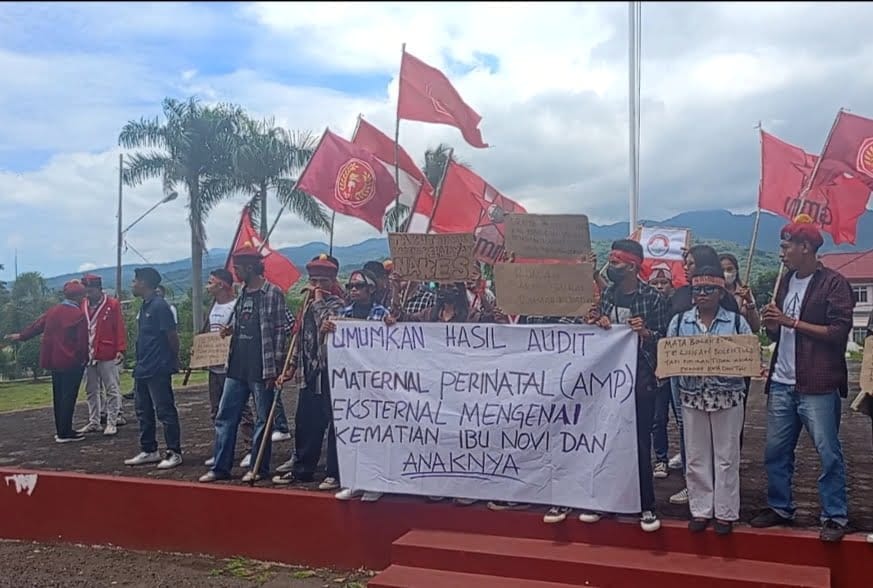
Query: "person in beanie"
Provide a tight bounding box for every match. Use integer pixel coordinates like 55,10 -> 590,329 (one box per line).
6,281 -> 89,442
667,266 -> 752,535
273,255 -> 345,487
78,274 -> 126,436
363,260 -> 393,308
124,267 -> 183,469
753,215 -> 854,543
585,239 -> 671,532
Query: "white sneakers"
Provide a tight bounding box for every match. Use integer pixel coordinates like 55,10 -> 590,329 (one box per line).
239,454 -> 252,469
318,477 -> 340,491
578,511 -> 602,524
77,423 -> 101,434
204,457 -> 215,467
668,453 -> 683,470
334,488 -> 383,502
103,424 -> 117,436
124,450 -> 181,469
275,458 -> 295,473
669,488 -> 689,505
867,533 -> 873,544
653,462 -> 669,479
271,431 -> 291,442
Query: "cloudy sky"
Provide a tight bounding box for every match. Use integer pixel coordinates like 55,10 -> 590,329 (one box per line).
2,1 -> 872,279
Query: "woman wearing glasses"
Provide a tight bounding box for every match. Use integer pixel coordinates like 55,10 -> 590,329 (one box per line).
666,265 -> 753,536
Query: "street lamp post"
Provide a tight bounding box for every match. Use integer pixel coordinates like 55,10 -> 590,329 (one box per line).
114,158 -> 179,299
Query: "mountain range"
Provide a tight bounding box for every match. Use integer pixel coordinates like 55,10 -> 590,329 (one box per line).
40,208 -> 873,294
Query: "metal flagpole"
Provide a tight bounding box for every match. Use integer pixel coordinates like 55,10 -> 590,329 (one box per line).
744,122 -> 764,286
628,1 -> 641,231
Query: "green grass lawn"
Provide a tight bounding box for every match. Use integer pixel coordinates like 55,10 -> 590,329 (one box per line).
0,371 -> 208,413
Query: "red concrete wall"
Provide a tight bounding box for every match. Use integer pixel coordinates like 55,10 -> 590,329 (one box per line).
0,468 -> 870,587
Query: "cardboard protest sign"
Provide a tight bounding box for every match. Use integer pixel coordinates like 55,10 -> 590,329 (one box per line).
388,233 -> 475,282
505,214 -> 591,259
189,332 -> 230,369
329,321 -> 641,513
493,262 -> 595,316
656,334 -> 761,379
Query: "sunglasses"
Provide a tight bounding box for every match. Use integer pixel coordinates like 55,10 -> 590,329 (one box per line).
346,282 -> 369,290
691,285 -> 720,296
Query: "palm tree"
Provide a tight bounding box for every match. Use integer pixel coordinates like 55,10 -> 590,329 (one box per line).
232,117 -> 330,237
119,97 -> 244,333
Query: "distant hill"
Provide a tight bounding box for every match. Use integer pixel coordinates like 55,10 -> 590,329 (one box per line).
39,208 -> 872,294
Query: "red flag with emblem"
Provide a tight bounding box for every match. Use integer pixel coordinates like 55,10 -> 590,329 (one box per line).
429,160 -> 526,263
350,117 -> 436,232
814,110 -> 873,192
760,129 -> 870,244
297,130 -> 399,231
398,50 -> 488,149
226,207 -> 301,292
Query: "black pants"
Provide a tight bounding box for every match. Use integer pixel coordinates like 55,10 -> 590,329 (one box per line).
52,367 -> 85,438
292,371 -> 338,482
134,373 -> 181,454
739,377 -> 751,449
635,373 -> 658,513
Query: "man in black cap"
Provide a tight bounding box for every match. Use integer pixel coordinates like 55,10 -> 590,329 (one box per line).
124,267 -> 182,469
363,260 -> 393,308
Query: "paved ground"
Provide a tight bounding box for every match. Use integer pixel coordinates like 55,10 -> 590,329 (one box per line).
0,539 -> 371,587
0,368 -> 871,535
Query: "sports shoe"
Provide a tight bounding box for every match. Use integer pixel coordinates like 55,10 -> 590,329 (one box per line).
271,431 -> 291,442
866,533 -> 873,544
204,457 -> 215,467
335,488 -> 361,501
103,424 -> 117,436
487,501 -> 530,511
640,510 -> 661,532
653,462 -> 668,479
239,454 -> 251,469
453,498 -> 477,506
668,453 -> 683,470
318,477 -> 340,491
55,433 -> 86,444
544,507 -> 571,524
361,491 -> 383,502
275,458 -> 295,473
77,423 -> 101,434
116,415 -> 128,426
749,508 -> 793,529
272,472 -> 297,486
669,488 -> 689,505
124,451 -> 161,466
199,471 -> 223,483
156,451 -> 182,470
578,511 -> 602,523
427,496 -> 445,502
819,520 -> 847,543
714,520 -> 733,536
688,518 -> 709,533
241,471 -> 262,483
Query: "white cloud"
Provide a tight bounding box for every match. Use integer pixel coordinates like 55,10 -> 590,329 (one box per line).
78,262 -> 98,272
3,1 -> 873,279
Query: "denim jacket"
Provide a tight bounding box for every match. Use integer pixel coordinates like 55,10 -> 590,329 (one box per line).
667,306 -> 752,412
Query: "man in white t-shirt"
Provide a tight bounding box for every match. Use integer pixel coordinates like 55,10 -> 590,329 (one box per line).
755,218 -> 854,543
202,269 -> 254,469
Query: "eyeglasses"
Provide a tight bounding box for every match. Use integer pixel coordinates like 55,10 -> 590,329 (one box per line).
691,285 -> 719,296
346,282 -> 368,290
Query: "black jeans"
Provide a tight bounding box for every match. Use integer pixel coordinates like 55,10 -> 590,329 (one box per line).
52,367 -> 85,438
134,373 -> 181,454
635,373 -> 658,513
292,371 -> 338,482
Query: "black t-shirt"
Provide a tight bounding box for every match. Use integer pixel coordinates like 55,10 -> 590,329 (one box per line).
227,290 -> 263,384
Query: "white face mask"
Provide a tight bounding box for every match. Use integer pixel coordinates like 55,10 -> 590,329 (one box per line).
724,271 -> 737,285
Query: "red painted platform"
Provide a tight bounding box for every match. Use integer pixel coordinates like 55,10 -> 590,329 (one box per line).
0,468 -> 870,587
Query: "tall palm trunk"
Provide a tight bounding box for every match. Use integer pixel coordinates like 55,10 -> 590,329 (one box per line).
189,181 -> 204,334
259,181 -> 268,237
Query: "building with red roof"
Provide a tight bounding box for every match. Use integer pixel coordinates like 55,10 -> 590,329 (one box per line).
819,250 -> 873,344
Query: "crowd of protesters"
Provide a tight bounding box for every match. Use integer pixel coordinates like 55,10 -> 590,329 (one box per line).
6,217 -> 873,544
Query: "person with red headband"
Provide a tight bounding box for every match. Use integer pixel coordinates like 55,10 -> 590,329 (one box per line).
584,239 -> 671,532
6,281 -> 89,443
77,274 -> 126,437
752,215 -> 853,543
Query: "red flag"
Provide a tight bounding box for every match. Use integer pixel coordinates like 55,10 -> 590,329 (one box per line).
760,130 -> 870,245
226,208 -> 301,292
398,50 -> 488,149
350,117 -> 436,231
297,130 -> 399,231
430,160 -> 526,263
814,110 -> 873,191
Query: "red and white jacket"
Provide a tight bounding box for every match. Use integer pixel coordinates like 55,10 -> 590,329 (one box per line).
81,295 -> 126,362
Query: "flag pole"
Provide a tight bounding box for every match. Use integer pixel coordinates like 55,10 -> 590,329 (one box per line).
328,211 -> 337,256
394,43 -> 407,211
769,108 -> 845,303
627,1 -> 641,231
262,127 -> 330,250
744,122 -> 764,286
423,148 -> 454,234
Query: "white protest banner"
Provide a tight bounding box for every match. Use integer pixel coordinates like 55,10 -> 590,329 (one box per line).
328,322 -> 641,514
639,227 -> 689,262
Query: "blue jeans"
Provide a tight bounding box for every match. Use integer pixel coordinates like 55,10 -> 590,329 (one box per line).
212,378 -> 274,478
765,382 -> 848,526
134,374 -> 181,454
273,390 -> 289,434
652,381 -> 680,463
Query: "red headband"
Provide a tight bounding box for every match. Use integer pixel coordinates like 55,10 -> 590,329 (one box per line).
691,275 -> 725,288
609,250 -> 643,267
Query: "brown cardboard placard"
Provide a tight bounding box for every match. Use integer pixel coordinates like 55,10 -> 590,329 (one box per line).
656,334 -> 761,379
388,232 -> 475,282
189,332 -> 231,369
505,214 -> 591,259
493,262 -> 595,316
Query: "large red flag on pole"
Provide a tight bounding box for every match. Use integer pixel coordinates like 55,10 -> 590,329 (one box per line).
397,49 -> 489,149
297,129 -> 400,231
813,110 -> 873,192
759,129 -> 870,245
226,207 -> 301,292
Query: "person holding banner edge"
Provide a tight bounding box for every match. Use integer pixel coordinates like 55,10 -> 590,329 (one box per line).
585,239 -> 671,532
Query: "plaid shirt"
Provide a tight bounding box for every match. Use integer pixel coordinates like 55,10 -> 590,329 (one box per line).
338,302 -> 390,321
229,280 -> 290,382
599,279 -> 671,379
404,286 -> 436,314
765,267 -> 854,396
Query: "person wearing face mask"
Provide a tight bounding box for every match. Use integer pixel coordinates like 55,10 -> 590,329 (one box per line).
719,254 -> 761,333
